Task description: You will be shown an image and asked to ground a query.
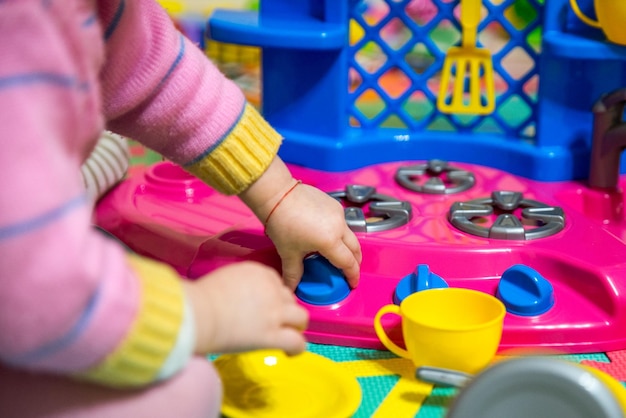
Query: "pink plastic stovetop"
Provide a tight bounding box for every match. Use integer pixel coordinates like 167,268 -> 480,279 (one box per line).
95,160 -> 626,354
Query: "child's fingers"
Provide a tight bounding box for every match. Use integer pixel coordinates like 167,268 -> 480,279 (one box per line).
281,256 -> 305,291
281,302 -> 309,331
278,282 -> 298,302
274,327 -> 308,356
343,228 -> 362,264
321,243 -> 361,289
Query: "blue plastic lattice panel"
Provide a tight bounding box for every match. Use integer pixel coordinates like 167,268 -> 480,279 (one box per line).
207,0 -> 626,180
348,0 -> 541,138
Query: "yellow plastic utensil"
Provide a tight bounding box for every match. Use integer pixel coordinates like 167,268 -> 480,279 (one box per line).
437,0 -> 495,115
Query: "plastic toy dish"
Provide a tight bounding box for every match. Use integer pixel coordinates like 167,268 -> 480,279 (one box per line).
214,350 -> 362,418
445,357 -> 626,418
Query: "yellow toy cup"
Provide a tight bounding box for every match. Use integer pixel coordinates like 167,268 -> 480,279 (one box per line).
569,0 -> 626,46
374,288 -> 506,375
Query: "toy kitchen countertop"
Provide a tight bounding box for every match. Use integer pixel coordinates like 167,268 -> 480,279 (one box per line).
95,158 -> 626,354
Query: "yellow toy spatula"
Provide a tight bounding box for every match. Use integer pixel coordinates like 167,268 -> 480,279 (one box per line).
437,0 -> 495,115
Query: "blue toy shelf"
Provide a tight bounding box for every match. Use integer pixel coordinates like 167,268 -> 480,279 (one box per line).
207,0 -> 626,181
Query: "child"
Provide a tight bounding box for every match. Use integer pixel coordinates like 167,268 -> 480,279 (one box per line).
0,1 -> 362,417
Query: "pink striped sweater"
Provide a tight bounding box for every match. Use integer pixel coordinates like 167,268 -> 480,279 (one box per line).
0,0 -> 282,387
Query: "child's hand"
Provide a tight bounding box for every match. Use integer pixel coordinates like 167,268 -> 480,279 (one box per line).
182,261 -> 309,355
239,157 -> 362,291
265,183 -> 362,290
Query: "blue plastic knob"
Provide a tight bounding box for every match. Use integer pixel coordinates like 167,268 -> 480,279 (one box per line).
496,264 -> 554,316
393,264 -> 448,305
295,255 -> 350,305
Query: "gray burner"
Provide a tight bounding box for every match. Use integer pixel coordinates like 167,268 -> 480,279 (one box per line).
395,159 -> 475,194
448,191 -> 565,240
329,185 -> 412,232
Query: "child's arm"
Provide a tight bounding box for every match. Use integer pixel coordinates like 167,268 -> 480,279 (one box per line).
98,0 -> 362,289
0,0 -> 309,392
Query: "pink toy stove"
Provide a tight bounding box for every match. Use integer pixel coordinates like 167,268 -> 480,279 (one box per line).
95,159 -> 626,354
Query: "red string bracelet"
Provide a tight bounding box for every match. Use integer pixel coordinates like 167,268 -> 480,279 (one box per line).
264,179 -> 302,233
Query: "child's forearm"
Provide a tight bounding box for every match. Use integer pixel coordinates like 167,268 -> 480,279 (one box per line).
237,156 -> 298,223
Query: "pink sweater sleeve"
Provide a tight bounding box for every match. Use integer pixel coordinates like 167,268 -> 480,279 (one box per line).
98,0 -> 247,165
0,0 -> 188,387
98,0 -> 283,196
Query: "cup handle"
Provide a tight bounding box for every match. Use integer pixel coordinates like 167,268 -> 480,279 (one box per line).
374,304 -> 411,359
569,0 -> 601,28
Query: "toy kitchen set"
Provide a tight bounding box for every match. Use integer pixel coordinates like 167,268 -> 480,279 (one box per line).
96,0 -> 626,355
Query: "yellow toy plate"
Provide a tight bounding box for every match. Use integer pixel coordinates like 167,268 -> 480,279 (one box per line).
214,350 -> 362,418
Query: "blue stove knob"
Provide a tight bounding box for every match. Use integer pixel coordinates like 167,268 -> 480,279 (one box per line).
393,264 -> 448,305
496,264 -> 554,316
295,255 -> 350,305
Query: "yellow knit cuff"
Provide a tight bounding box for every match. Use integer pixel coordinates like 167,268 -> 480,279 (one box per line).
76,255 -> 185,388
185,103 -> 282,195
